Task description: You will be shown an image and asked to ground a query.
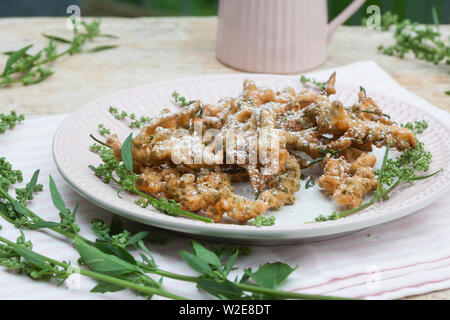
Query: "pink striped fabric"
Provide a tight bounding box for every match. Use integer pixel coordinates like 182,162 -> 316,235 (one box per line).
0,61 -> 449,300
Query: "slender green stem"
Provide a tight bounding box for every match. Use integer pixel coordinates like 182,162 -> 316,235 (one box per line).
89,134 -> 111,148
338,197 -> 378,219
0,188 -> 74,239
36,49 -> 69,67
133,189 -> 214,223
0,235 -> 188,300
236,283 -> 352,300
0,186 -> 342,300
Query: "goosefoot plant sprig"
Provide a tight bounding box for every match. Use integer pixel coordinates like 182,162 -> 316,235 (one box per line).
315,121 -> 441,222
108,106 -> 151,129
0,162 -> 348,300
1,19 -> 117,86
363,10 -> 449,94
369,9 -> 449,66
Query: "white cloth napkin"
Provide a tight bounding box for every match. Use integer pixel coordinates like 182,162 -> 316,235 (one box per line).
0,61 -> 449,300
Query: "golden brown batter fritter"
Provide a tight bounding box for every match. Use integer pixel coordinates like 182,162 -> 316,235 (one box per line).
107,73 -> 416,223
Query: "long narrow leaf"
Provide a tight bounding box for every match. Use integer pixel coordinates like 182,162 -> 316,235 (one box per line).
98,34 -> 119,39
85,45 -> 118,53
48,175 -> 69,216
42,34 -> 71,44
121,133 -> 133,172
28,221 -> 63,230
179,250 -> 212,275
26,169 -> 40,201
191,241 -> 221,269
2,44 -> 33,76
73,236 -> 137,276
432,7 -> 440,31
14,246 -> 47,270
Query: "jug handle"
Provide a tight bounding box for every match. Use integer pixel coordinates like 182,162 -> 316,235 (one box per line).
327,0 -> 366,43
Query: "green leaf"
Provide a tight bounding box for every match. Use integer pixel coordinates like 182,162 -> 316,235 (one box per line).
179,250 -> 212,275
0,202 -> 13,220
85,45 -> 118,53
2,44 -> 33,76
121,133 -> 133,173
223,251 -> 238,276
26,170 -> 40,201
197,279 -> 244,300
14,246 -> 47,270
92,241 -> 137,265
126,231 -> 149,247
48,175 -> 69,216
22,67 -> 54,85
109,215 -> 123,235
73,236 -> 137,276
3,51 -> 31,57
12,200 -> 31,218
191,241 -> 221,269
245,262 -> 297,289
432,7 -> 440,31
42,34 -> 71,44
137,240 -> 156,268
98,34 -> 119,39
411,168 -> 442,181
90,281 -> 125,293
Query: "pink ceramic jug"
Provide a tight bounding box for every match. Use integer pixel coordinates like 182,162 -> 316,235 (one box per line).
217,0 -> 366,73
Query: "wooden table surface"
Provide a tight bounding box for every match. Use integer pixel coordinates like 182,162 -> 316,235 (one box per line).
0,17 -> 449,300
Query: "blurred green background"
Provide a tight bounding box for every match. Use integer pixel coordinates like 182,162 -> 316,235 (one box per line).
82,0 -> 449,23
1,0 -> 449,23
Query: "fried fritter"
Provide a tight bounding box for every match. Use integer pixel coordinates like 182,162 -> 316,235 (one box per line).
105,72 -> 416,223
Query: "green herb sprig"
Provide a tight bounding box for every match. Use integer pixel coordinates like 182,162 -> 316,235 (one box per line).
0,229 -> 184,300
0,111 -> 25,133
363,10 -> 449,94
1,20 -> 117,87
108,107 -> 151,129
300,75 -> 327,91
172,91 -> 194,107
374,10 -> 449,66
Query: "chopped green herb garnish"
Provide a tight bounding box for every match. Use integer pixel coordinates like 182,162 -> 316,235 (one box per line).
249,216 -> 276,227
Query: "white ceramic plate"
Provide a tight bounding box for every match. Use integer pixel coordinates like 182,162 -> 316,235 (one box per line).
53,74 -> 450,245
